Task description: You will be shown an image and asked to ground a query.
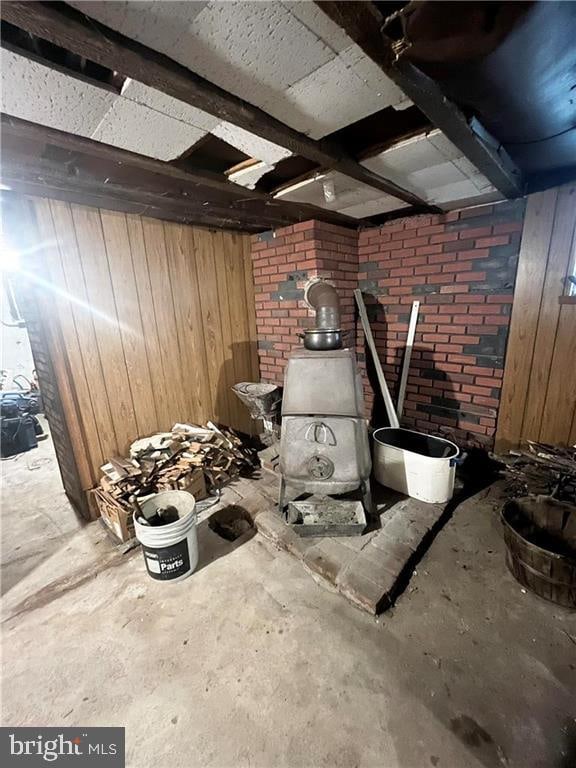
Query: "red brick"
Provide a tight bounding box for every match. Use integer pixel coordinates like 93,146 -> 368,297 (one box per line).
451,334 -> 480,344
487,294 -> 513,303
429,252 -> 457,264
459,226 -> 492,239
417,224 -> 446,236
292,221 -> 316,233
442,262 -> 470,273
462,384 -> 493,397
467,303 -> 497,314
456,248 -> 490,261
464,366 -> 495,376
455,294 -> 485,303
403,236 -> 429,248
431,232 -> 459,244
390,267 -> 414,277
416,244 -> 444,256
476,377 -> 502,389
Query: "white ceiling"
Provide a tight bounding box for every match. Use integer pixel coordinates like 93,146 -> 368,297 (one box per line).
275,171 -> 410,219
2,2 -> 504,217
68,0 -> 411,140
275,129 -> 502,218
362,130 -> 503,209
0,48 -> 292,165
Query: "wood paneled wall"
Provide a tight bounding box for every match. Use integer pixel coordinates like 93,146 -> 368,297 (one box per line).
21,197 -> 258,491
496,184 -> 576,450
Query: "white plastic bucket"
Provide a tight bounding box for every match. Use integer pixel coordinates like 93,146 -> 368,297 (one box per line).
134,491 -> 198,582
373,428 -> 459,504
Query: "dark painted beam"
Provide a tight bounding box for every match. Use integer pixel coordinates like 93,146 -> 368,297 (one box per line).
1,114 -> 360,230
317,1 -> 525,199
1,0 -> 433,210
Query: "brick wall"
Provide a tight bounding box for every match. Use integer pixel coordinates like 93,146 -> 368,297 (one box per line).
251,219 -> 357,384
250,199 -> 526,448
357,200 -> 525,447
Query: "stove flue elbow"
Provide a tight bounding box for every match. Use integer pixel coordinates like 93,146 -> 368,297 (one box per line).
304,279 -> 340,330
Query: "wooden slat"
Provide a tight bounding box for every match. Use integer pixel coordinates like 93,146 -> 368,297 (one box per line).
125,214 -> 173,430
99,209 -> 158,438
495,189 -> 558,451
29,200 -> 96,489
163,221 -> 212,424
212,230 -> 241,429
521,187 -> 576,439
539,305 -> 576,445
139,218 -> 188,425
47,200 -> 117,470
69,204 -> 138,454
223,231 -> 255,434
241,236 -> 261,384
193,228 -> 230,426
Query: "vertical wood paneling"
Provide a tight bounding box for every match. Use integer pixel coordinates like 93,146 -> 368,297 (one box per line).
539,306 -> 576,444
496,184 -> 576,450
140,217 -> 188,424
496,190 -> 558,450
193,228 -> 229,425
125,215 -> 173,430
99,210 -> 159,438
24,197 -> 257,489
70,204 -> 138,455
521,188 -> 576,439
163,221 -> 212,424
47,200 -> 119,470
242,235 -> 260,383
27,200 -> 96,490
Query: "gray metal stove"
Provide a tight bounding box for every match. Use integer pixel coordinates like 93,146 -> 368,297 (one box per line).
278,280 -> 372,535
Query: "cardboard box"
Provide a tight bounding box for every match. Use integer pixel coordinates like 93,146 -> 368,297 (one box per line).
92,488 -> 135,543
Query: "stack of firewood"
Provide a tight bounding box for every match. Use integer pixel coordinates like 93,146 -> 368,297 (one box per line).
98,422 -> 257,509
503,440 -> 576,504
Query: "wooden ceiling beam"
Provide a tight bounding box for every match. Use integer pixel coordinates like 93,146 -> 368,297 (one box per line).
0,163 -> 283,232
1,115 -> 359,230
317,1 -> 525,199
0,0 -> 434,210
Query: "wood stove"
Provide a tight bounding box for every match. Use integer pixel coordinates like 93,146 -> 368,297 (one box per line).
278,280 -> 372,533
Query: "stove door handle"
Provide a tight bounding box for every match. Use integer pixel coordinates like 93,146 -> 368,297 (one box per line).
305,421 -> 335,445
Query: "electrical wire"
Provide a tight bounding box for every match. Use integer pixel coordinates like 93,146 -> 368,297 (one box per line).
506,124 -> 576,146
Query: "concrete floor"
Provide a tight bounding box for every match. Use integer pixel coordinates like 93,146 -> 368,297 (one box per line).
1,432 -> 575,768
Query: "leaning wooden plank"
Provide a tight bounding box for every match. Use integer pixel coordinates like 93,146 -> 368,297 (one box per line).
396,300 -> 420,419
354,289 -> 400,429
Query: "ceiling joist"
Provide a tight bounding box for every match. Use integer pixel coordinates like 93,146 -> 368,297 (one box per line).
1,114 -> 361,231
0,0 -> 434,211
316,1 -> 525,199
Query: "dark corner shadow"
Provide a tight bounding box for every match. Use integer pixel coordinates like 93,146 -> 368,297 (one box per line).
358,292 -> 460,434
214,340 -> 260,437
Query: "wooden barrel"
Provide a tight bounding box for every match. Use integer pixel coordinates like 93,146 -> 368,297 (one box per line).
502,500 -> 576,608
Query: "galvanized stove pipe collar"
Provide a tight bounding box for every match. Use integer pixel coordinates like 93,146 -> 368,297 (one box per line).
304,278 -> 341,330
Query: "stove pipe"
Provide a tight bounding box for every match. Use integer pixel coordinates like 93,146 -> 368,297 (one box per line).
305,279 -> 340,330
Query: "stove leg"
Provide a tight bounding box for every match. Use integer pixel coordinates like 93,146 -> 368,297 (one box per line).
277,476 -> 286,518
362,478 -> 374,522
